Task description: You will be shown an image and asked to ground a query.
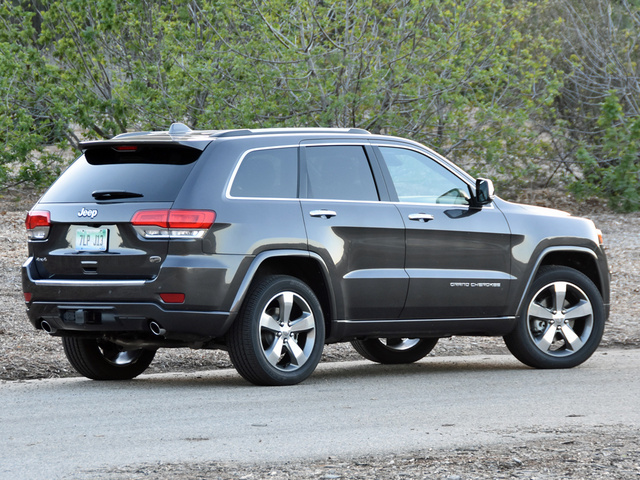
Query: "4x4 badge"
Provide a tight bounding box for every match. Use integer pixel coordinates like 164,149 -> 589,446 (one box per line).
78,208 -> 98,219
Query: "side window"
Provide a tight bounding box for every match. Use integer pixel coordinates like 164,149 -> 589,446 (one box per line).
305,145 -> 379,201
230,147 -> 298,198
379,147 -> 470,205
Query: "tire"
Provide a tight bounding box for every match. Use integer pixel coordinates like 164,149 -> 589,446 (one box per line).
351,337 -> 438,364
227,275 -> 325,386
62,337 -> 156,380
504,265 -> 605,369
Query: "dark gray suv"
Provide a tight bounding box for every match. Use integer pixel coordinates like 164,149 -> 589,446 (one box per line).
22,124 -> 610,385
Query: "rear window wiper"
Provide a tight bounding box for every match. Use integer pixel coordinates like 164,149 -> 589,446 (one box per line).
92,190 -> 144,200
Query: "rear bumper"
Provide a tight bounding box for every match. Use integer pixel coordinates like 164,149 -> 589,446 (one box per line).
22,255 -> 245,340
25,301 -> 233,340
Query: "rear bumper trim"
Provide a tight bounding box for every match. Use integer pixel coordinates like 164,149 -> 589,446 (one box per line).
32,279 -> 147,287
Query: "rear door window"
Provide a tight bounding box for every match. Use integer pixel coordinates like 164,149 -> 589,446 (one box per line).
40,144 -> 201,203
304,145 -> 379,201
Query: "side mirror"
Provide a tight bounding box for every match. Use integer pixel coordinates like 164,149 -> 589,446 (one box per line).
473,178 -> 494,207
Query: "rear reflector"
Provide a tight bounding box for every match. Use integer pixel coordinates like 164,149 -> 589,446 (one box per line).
24,292 -> 32,302
25,211 -> 51,240
160,293 -> 185,304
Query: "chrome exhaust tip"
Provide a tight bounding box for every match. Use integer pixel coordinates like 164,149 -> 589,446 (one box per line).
40,320 -> 56,334
149,321 -> 167,336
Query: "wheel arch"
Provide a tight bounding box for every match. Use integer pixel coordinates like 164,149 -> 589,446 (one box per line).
515,246 -> 608,318
229,250 -> 336,339
539,249 -> 603,291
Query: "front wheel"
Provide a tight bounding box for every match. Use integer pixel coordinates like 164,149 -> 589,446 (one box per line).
504,266 -> 605,369
62,337 -> 156,380
351,337 -> 438,364
227,275 -> 325,386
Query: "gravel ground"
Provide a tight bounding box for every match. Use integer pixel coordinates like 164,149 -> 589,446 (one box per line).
2,188 -> 639,479
80,427 -> 640,479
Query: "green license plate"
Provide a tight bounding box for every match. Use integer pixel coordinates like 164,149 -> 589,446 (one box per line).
75,228 -> 108,252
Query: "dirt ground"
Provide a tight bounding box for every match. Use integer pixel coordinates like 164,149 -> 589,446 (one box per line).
79,427 -> 640,479
2,187 -> 639,479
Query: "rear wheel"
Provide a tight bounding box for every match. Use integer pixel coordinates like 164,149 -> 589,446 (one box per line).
504,266 -> 605,369
351,337 -> 438,364
227,275 -> 325,386
62,337 -> 156,380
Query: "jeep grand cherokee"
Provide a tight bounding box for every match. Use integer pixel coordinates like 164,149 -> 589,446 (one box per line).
22,124 -> 610,385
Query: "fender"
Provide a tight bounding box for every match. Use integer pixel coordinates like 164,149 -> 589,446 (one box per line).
513,245 -> 604,318
228,249 -> 337,321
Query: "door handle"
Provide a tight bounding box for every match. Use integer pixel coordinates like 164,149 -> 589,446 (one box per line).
408,213 -> 434,222
309,209 -> 337,219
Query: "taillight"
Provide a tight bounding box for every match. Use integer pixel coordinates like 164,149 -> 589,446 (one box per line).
166,210 -> 216,229
25,211 -> 51,240
131,209 -> 215,239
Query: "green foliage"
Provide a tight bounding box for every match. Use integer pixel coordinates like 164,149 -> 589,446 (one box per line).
0,3 -> 67,187
205,0 -> 562,185
0,0 -> 639,210
569,92 -> 640,212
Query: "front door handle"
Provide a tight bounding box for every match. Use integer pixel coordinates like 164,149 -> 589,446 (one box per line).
408,213 -> 435,222
310,209 -> 337,219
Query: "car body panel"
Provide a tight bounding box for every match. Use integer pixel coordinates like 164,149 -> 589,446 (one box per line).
494,199 -> 610,315
301,199 -> 408,320
22,127 -> 610,351
397,202 -> 513,319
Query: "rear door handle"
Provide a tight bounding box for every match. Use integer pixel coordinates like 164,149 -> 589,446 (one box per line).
408,213 -> 434,222
309,210 -> 337,219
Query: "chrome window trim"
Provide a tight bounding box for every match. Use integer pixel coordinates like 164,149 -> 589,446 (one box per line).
226,141 -> 380,202
300,198 -> 391,205
393,199 -> 496,209
225,139 -> 491,209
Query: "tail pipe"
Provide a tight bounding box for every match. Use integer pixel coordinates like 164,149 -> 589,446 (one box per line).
149,321 -> 167,336
40,320 -> 57,334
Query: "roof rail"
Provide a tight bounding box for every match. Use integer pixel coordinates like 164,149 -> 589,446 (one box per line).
211,127 -> 371,138
112,131 -> 151,139
107,126 -> 371,142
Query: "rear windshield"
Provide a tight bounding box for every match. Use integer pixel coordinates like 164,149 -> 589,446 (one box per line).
40,145 -> 201,203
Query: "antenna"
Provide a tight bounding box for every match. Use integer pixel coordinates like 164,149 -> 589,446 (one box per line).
168,123 -> 192,135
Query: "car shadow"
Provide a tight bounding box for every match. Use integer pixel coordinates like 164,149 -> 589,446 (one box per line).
78,355 -> 527,389
309,355 -> 526,382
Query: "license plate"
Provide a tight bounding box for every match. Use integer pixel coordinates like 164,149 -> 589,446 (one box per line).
75,228 -> 108,252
